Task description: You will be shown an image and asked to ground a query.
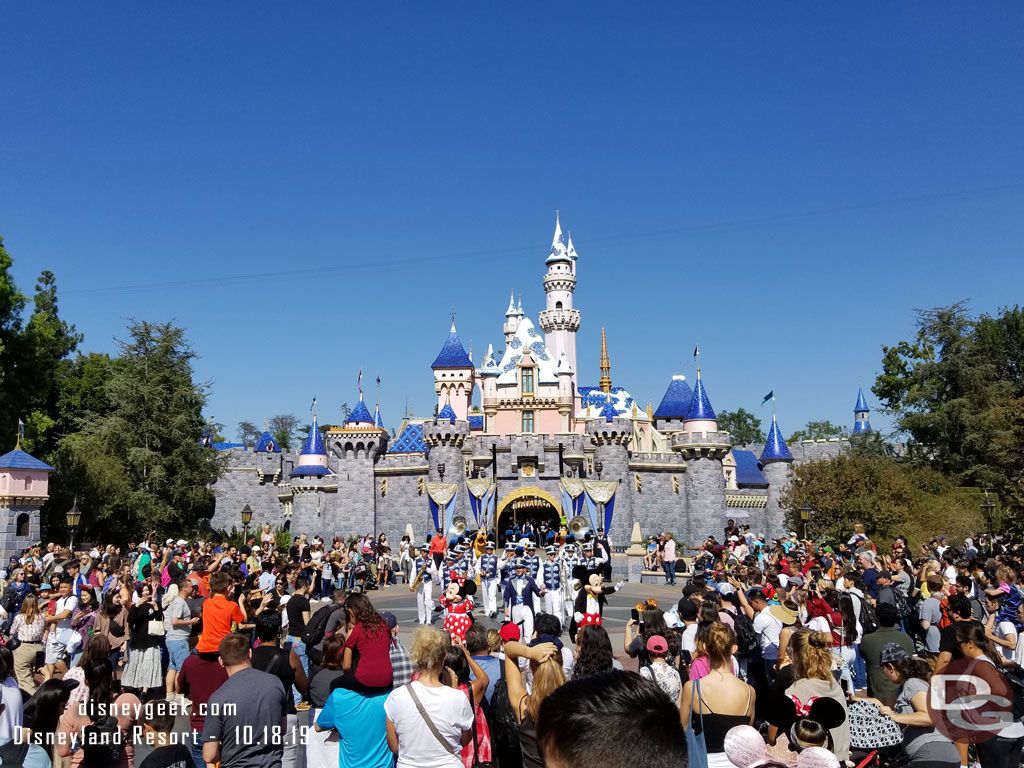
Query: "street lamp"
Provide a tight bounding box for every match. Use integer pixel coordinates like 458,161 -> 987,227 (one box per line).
980,492 -> 996,548
241,503 -> 253,543
799,502 -> 813,541
66,503 -> 82,552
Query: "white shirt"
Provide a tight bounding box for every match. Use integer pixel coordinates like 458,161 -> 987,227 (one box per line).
752,606 -> 782,660
0,677 -> 22,740
681,623 -> 698,654
994,620 -> 1017,660
384,680 -> 473,768
52,595 -> 79,631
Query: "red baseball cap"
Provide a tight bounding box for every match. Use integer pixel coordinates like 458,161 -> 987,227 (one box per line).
499,623 -> 521,643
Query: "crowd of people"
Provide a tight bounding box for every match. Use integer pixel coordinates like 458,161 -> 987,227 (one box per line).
0,519 -> 1020,768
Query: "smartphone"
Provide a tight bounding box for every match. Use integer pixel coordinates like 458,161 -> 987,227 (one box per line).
631,608 -> 640,622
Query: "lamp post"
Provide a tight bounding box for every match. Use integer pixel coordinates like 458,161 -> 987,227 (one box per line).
799,502 -> 812,542
980,492 -> 996,550
66,503 -> 81,552
241,503 -> 253,544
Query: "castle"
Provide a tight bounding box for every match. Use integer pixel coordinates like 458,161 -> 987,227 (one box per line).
209,217 -> 870,549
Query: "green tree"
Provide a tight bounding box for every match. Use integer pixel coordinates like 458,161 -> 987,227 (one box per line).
46,320 -> 221,541
268,414 -> 299,451
788,420 -> 849,443
0,240 -> 81,453
874,303 -> 1024,512
237,421 -> 259,446
781,453 -> 982,549
717,408 -> 766,445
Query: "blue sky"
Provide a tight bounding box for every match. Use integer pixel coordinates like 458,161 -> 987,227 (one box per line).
2,3 -> 1023,442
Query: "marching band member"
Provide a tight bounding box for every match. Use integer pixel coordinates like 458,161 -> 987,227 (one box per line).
479,541 -> 499,618
503,558 -> 544,640
412,544 -> 435,625
539,545 -> 564,618
524,543 -> 541,580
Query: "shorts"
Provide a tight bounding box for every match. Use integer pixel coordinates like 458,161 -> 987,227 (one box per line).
166,638 -> 191,671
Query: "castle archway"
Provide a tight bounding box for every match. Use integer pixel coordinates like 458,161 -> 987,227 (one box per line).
496,486 -> 563,537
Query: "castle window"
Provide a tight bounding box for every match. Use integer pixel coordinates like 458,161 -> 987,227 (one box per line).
555,301 -> 562,309
522,410 -> 535,433
521,367 -> 534,395
16,514 -> 29,537
24,476 -> 32,491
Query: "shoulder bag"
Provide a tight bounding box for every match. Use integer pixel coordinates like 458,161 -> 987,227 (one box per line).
405,682 -> 466,759
685,678 -> 709,768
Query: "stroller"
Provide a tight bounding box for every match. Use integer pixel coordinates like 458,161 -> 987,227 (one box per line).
352,562 -> 377,592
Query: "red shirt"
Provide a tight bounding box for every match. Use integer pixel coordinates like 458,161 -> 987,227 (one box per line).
178,653 -> 229,731
429,535 -> 447,555
197,593 -> 244,653
343,621 -> 393,688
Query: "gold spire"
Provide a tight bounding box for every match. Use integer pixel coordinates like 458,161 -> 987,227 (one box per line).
599,328 -> 612,393
647,400 -> 654,421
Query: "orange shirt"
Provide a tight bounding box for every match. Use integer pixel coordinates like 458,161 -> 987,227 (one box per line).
196,592 -> 245,653
187,571 -> 210,597
429,535 -> 447,555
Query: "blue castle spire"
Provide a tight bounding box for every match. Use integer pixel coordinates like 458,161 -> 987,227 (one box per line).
853,387 -> 872,434
436,402 -> 457,423
685,372 -> 717,421
253,430 -> 281,453
760,415 -> 794,462
347,399 -> 375,425
374,403 -> 384,429
599,399 -> 619,422
431,322 -> 473,369
654,374 -> 693,420
299,414 -> 327,456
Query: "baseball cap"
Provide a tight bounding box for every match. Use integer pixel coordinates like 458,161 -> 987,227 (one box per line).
646,635 -> 669,654
879,642 -> 909,666
39,583 -> 52,591
176,539 -> 187,546
499,623 -> 521,643
677,597 -> 698,621
877,571 -> 892,580
381,611 -> 398,630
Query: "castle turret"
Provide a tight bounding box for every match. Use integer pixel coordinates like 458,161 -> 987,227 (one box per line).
673,369 -> 730,543
432,321 -> 474,421
0,443 -> 52,559
538,214 -> 581,387
585,412 -> 634,550
503,292 -> 522,345
853,387 -> 872,435
290,415 -> 331,476
555,350 -> 575,432
422,409 -> 470,530
653,374 -> 693,434
322,393 -> 389,538
760,414 -> 794,538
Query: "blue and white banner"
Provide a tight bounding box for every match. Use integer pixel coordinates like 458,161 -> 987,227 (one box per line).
425,482 -> 459,533
582,480 -> 618,533
466,480 -> 495,528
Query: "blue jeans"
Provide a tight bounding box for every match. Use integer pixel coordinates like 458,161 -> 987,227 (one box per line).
190,730 -> 205,768
286,636 -> 308,706
853,644 -> 867,690
664,560 -> 676,584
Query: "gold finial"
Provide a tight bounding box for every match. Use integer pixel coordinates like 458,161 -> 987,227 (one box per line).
647,401 -> 654,421
599,328 -> 612,393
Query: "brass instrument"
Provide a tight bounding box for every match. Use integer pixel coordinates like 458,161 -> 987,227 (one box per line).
410,559 -> 429,592
568,515 -> 591,538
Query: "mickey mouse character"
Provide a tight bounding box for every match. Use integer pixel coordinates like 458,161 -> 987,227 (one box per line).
438,575 -> 476,643
569,566 -> 624,643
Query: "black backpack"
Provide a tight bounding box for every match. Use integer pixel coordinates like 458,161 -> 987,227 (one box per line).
301,603 -> 340,648
0,740 -> 29,766
731,610 -> 760,659
858,595 -> 879,635
890,588 -> 912,620
82,714 -> 125,765
487,662 -> 523,756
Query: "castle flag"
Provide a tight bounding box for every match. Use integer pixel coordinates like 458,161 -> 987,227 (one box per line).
357,369 -> 363,394
693,344 -> 700,360
310,397 -> 317,413
761,391 -> 773,406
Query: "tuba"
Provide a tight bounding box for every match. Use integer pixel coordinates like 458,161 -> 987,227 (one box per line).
447,516 -> 468,539
568,515 -> 591,538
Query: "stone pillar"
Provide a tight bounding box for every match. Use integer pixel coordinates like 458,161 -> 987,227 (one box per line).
760,460 -> 793,539
585,417 -> 633,548
672,430 -> 732,546
422,419 -> 471,531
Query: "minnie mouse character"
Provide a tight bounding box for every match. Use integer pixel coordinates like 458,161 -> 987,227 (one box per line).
569,566 -> 624,643
439,575 -> 476,643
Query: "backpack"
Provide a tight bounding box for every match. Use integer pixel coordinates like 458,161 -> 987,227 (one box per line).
0,740 -> 29,766
730,610 -> 760,659
82,714 -> 125,764
937,597 -> 953,630
890,588 -> 912,620
487,662 -> 523,755
301,603 -> 340,649
858,594 -> 878,635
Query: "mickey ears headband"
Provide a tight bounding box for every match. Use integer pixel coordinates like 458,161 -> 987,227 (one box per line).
634,599 -> 660,612
766,693 -> 846,732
